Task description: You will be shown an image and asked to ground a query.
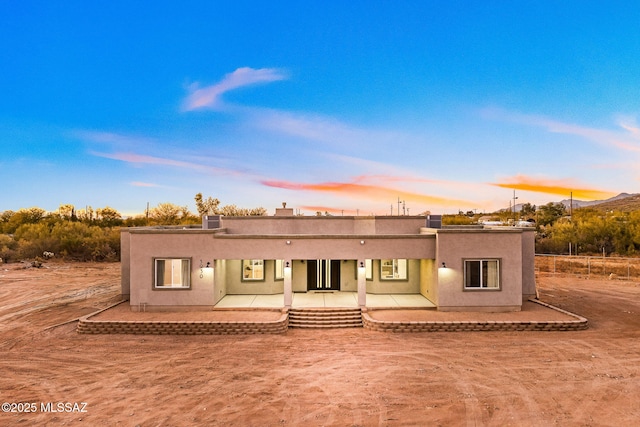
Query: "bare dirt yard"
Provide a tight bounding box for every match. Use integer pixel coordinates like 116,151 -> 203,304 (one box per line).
0,262 -> 639,426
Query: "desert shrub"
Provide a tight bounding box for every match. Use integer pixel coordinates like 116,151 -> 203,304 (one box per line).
0,234 -> 18,263
14,223 -> 59,259
13,222 -> 120,261
50,222 -> 120,261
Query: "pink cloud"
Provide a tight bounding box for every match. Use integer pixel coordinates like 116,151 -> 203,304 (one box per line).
261,178 -> 476,208
492,174 -> 616,200
183,67 -> 288,111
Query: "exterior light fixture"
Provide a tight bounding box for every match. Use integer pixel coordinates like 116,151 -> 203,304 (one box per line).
200,260 -> 213,278
359,261 -> 365,268
285,261 -> 290,268
286,240 -> 291,245
441,262 -> 446,268
360,240 -> 365,245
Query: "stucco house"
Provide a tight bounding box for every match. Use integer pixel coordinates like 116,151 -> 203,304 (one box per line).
120,206 -> 536,313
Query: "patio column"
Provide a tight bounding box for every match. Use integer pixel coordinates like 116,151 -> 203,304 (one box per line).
357,259 -> 366,307
284,259 -> 292,307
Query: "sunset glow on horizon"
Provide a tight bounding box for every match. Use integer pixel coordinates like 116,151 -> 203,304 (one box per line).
2,2 -> 639,216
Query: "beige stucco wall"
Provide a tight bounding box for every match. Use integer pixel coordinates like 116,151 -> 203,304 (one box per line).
365,259 -> 421,294
127,233 -> 217,308
120,229 -> 131,298
220,216 -> 426,236
420,258 -> 437,303
226,260 -> 285,294
435,228 -> 525,311
205,235 -> 436,260
213,259 -> 227,304
292,259 -> 307,292
521,229 -> 537,299
122,218 -> 534,310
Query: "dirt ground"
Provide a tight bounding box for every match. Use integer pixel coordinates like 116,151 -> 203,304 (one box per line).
0,262 -> 638,426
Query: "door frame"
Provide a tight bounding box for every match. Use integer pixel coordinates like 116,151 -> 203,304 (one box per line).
306,259 -> 341,291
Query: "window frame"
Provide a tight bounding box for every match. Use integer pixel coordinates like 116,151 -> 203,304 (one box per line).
241,259 -> 265,282
380,259 -> 408,281
153,257 -> 192,290
463,258 -> 501,291
274,259 -> 285,281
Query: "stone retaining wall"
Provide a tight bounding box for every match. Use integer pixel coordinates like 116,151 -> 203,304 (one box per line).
77,310 -> 289,335
362,299 -> 588,332
77,299 -> 587,335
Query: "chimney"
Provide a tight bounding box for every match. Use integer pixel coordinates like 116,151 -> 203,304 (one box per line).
275,203 -> 294,216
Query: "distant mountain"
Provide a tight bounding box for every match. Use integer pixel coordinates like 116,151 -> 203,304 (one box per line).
558,193 -> 638,210
574,193 -> 640,213
509,193 -> 640,213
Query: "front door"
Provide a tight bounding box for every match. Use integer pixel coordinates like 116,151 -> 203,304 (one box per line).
307,259 -> 341,291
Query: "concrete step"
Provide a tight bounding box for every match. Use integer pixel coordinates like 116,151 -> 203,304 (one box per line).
288,308 -> 363,329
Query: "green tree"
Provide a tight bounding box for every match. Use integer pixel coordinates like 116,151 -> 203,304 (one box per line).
537,202 -> 566,227
520,203 -> 536,219
2,207 -> 47,234
194,193 -> 221,216
149,202 -> 190,225
57,204 -> 77,220
95,206 -> 123,227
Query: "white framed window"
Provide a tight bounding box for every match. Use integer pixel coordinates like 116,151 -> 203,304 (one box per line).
274,260 -> 285,280
464,259 -> 500,290
242,259 -> 264,281
154,258 -> 191,289
365,259 -> 373,280
380,259 -> 408,280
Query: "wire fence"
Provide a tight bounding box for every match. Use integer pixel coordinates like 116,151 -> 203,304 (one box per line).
536,254 -> 640,281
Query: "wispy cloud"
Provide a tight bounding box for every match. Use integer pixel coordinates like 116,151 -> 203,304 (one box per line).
130,181 -> 161,188
261,177 -> 476,208
89,151 -> 247,178
481,107 -> 640,152
492,175 -> 617,200
251,109 -> 402,149
183,67 -> 288,111
72,130 -> 157,151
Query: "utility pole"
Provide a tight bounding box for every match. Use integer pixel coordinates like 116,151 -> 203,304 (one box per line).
570,191 -> 573,219
512,190 -> 518,222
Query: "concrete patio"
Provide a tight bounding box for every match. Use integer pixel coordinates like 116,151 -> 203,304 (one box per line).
213,292 -> 436,309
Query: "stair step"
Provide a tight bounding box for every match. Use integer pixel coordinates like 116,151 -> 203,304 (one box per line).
288,308 -> 363,329
289,324 -> 362,329
289,318 -> 363,323
289,314 -> 361,319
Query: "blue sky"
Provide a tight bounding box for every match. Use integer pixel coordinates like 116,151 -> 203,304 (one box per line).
2,1 -> 640,216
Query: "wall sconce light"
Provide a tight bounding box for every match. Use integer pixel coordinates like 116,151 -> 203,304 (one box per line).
360,240 -> 365,245
286,240 -> 291,245
285,261 -> 290,268
200,260 -> 213,278
441,262 -> 447,268
359,261 -> 365,268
